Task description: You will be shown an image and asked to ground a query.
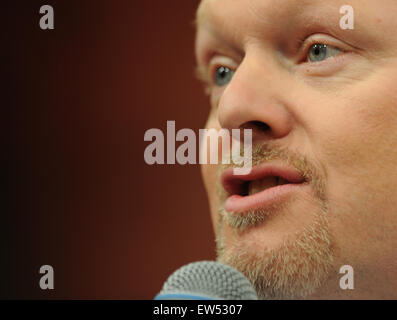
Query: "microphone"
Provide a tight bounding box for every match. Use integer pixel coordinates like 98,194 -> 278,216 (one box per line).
154,261 -> 258,300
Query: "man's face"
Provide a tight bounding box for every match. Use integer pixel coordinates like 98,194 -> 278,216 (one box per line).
195,0 -> 397,299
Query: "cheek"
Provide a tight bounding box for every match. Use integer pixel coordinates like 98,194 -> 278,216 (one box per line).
308,74 -> 397,262
200,110 -> 222,231
318,76 -> 397,181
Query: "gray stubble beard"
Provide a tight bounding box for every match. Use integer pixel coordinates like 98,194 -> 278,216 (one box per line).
215,146 -> 335,299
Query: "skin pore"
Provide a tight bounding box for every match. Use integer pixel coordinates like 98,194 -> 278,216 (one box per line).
196,0 -> 397,299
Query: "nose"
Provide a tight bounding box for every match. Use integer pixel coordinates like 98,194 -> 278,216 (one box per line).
218,53 -> 294,143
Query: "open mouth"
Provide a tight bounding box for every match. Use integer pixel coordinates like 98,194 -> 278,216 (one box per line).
221,164 -> 308,213
224,176 -> 292,197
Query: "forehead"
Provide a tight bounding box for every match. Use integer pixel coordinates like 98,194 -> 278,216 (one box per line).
195,0 -> 396,62
196,0 -> 393,34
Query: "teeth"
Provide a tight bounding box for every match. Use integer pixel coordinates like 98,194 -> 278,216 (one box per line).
248,177 -> 289,196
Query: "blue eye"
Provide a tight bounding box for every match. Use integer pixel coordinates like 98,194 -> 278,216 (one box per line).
214,66 -> 234,86
307,43 -> 342,62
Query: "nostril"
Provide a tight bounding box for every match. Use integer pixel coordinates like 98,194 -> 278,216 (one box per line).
249,121 -> 271,133
238,121 -> 273,142
241,121 -> 271,136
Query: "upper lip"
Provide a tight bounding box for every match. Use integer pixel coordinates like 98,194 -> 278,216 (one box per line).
221,163 -> 307,196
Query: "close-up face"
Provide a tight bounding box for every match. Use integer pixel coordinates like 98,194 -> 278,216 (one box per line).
196,0 -> 397,299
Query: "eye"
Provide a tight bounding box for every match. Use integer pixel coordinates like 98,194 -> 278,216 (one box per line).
213,66 -> 235,86
307,43 -> 342,63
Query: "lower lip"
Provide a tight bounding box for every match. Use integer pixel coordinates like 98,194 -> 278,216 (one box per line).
224,183 -> 306,214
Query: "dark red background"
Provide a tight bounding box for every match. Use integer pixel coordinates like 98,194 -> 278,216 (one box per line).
2,0 -> 215,299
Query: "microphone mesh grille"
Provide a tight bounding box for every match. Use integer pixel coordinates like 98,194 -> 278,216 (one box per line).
158,261 -> 258,300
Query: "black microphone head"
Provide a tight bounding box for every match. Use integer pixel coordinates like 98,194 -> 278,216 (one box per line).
155,261 -> 258,300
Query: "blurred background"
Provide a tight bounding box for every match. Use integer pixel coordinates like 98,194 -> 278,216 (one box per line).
1,0 -> 215,299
